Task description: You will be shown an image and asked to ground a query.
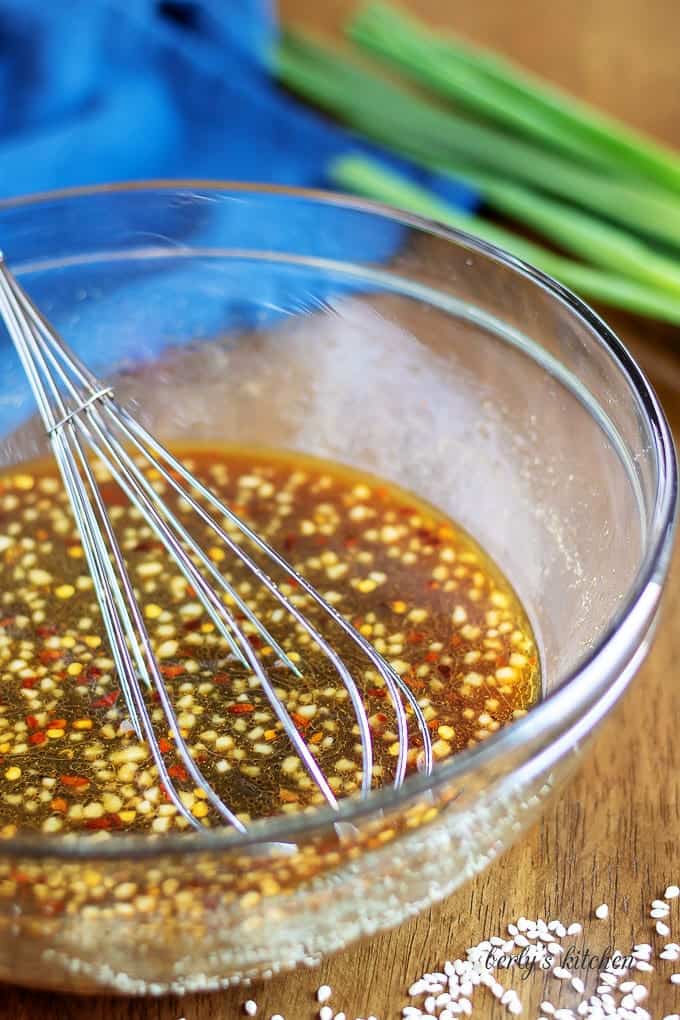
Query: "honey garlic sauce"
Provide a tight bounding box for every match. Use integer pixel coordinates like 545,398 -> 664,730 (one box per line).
0,446 -> 538,836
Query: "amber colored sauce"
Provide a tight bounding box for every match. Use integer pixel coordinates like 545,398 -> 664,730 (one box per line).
0,445 -> 539,835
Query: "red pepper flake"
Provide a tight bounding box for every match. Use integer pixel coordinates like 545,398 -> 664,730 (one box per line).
84,814 -> 121,831
133,540 -> 164,553
159,664 -> 184,679
158,738 -> 172,753
60,775 -> 89,789
47,719 -> 67,730
291,712 -> 309,730
39,649 -> 61,664
167,764 -> 188,781
213,672 -> 230,685
0,616 -> 15,628
36,625 -> 57,637
21,677 -> 38,689
426,651 -> 439,663
228,703 -> 254,715
182,618 -> 202,632
407,631 -> 425,644
29,732 -> 46,745
451,635 -> 462,647
51,797 -> 68,813
25,715 -> 40,729
92,690 -> 119,709
84,665 -> 102,680
366,687 -> 386,698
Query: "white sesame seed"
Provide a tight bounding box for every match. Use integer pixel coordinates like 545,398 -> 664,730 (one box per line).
635,960 -> 655,973
567,923 -> 582,935
571,977 -> 585,994
662,1014 -> 680,1020
671,973 -> 680,984
541,1004 -> 556,1015
657,921 -> 671,936
317,986 -> 332,1004
595,904 -> 609,920
319,1008 -> 333,1020
553,966 -> 572,980
244,1001 -> 257,1017
632,984 -> 648,1002
653,899 -> 670,910
652,908 -> 670,918
665,886 -> 680,900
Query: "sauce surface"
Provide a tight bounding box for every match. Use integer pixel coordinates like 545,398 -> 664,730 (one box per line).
0,446 -> 539,836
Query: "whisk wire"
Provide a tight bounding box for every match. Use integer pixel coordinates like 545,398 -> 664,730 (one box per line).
0,257 -> 434,834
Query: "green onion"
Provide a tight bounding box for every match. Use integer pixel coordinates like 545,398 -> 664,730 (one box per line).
426,163 -> 680,297
328,154 -> 680,326
276,31 -> 680,250
349,2 -> 680,192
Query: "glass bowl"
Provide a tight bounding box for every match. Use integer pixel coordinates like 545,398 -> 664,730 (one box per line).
0,182 -> 675,995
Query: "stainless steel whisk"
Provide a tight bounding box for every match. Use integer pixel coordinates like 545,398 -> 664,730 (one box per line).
0,255 -> 433,833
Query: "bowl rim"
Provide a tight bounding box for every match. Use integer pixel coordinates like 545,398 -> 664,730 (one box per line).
0,178 -> 676,860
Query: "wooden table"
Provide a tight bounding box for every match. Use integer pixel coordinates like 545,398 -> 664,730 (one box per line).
8,1 -> 680,1017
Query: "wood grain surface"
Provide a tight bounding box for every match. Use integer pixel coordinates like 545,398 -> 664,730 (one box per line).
6,1 -> 680,1017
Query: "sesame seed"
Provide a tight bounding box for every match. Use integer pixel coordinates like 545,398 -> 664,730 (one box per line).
317,985 -> 332,1004
595,904 -> 609,920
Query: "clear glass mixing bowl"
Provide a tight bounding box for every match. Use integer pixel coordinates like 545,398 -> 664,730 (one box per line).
0,182 -> 674,994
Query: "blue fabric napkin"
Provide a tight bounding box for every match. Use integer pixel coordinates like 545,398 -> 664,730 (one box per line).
0,0 -> 479,203
0,0 -> 478,436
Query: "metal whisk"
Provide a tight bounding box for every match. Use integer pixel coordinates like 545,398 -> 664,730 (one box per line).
0,255 -> 433,834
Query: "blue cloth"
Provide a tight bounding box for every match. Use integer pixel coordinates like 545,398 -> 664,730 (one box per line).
0,0 -> 479,203
0,0 -> 478,437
